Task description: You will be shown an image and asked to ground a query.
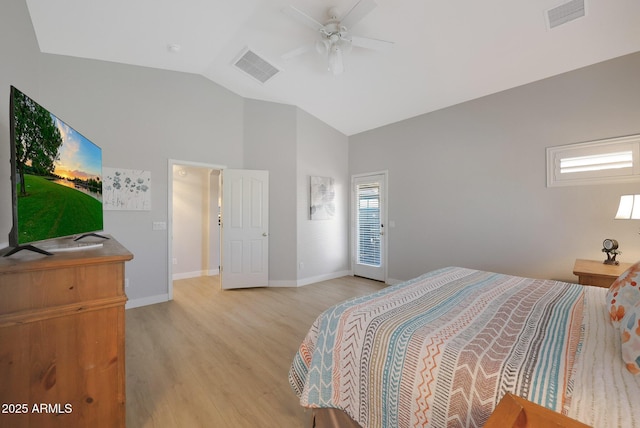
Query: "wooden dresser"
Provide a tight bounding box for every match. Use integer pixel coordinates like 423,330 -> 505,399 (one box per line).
0,237 -> 133,428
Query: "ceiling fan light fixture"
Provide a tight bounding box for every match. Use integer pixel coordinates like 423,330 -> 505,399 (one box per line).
328,44 -> 344,75
281,0 -> 392,75
315,40 -> 329,55
339,37 -> 353,55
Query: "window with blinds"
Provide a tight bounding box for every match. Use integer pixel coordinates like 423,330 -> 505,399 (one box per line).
546,134 -> 640,187
357,183 -> 381,266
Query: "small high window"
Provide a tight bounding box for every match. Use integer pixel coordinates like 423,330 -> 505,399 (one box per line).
546,134 -> 640,187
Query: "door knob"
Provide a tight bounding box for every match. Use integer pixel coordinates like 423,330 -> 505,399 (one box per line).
263,232 -> 268,237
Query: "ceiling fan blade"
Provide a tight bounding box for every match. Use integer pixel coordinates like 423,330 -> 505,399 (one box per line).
351,35 -> 394,51
281,43 -> 315,61
340,0 -> 377,29
282,5 -> 324,32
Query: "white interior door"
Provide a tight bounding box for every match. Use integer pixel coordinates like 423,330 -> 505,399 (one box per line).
221,169 -> 269,289
352,173 -> 387,282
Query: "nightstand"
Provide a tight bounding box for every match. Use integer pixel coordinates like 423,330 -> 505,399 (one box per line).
573,259 -> 633,288
485,393 -> 590,428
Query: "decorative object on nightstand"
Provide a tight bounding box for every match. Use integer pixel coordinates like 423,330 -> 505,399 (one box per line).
602,238 -> 621,265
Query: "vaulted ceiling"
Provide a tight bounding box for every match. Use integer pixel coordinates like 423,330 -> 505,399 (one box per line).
25,0 -> 640,135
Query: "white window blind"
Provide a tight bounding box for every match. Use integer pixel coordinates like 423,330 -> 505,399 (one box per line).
560,151 -> 633,174
546,134 -> 640,187
356,183 -> 381,266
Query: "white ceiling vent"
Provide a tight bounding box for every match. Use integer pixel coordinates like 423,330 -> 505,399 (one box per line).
233,48 -> 280,84
546,0 -> 586,29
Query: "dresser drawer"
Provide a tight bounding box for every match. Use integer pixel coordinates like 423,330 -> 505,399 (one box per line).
0,262 -> 125,315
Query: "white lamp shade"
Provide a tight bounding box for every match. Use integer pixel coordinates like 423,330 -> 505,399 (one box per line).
615,194 -> 640,219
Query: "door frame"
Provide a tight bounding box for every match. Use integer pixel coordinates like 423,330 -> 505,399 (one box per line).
167,159 -> 227,300
351,170 -> 388,283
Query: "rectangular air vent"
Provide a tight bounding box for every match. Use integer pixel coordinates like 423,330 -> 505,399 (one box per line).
233,48 -> 280,84
546,0 -> 586,29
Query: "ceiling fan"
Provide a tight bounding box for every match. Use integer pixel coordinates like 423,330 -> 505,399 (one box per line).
281,0 -> 393,75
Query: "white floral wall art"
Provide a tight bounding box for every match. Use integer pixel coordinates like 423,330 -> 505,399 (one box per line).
103,167 -> 151,211
310,176 -> 335,220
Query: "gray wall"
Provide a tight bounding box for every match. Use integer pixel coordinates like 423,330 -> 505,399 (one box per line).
31,57 -> 245,305
243,101 -> 350,285
350,52 -> 640,283
243,100 -> 299,283
0,0 -> 39,241
296,109 -> 350,284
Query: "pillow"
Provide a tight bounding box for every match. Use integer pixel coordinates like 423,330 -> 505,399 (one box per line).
621,302 -> 640,374
607,261 -> 640,327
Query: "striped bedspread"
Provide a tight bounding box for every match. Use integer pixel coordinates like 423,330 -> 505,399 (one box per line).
289,267 -> 586,428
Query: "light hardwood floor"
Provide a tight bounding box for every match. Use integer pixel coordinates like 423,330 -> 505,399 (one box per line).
126,275 -> 385,428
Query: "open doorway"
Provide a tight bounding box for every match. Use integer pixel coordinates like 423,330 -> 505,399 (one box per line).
168,160 -> 226,300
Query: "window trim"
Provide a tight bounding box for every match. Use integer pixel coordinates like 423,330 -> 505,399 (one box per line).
546,134 -> 640,187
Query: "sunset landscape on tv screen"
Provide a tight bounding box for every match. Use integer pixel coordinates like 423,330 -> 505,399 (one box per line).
12,87 -> 103,245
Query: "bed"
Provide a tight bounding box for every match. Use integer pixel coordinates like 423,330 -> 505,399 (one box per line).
289,266 -> 640,428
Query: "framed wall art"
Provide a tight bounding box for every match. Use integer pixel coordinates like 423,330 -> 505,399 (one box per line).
103,167 -> 151,211
310,176 -> 335,220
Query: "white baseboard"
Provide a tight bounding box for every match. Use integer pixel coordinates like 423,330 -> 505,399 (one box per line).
126,293 -> 169,309
269,270 -> 352,287
268,279 -> 299,287
172,270 -> 208,281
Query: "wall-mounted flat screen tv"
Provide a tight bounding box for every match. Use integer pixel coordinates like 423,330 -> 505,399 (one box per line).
6,86 -> 104,255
